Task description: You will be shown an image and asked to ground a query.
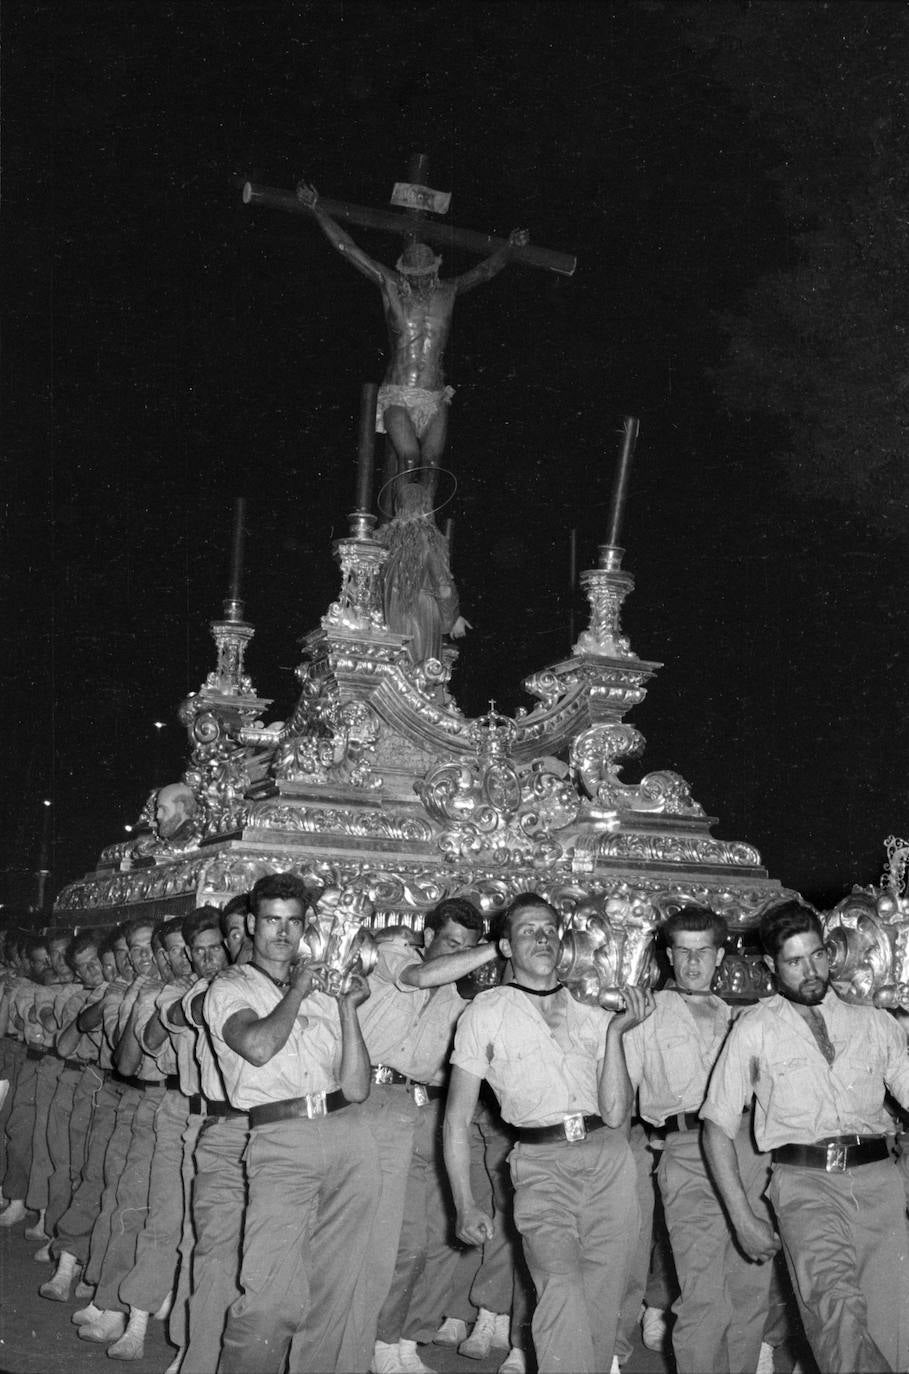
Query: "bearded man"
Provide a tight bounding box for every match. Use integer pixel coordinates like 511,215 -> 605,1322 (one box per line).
702,900 -> 909,1374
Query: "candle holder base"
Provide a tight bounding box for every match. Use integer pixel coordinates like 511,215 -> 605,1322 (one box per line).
348,510 -> 378,541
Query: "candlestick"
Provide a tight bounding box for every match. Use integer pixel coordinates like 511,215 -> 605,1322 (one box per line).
444,517 -> 454,563
226,497 -> 246,605
605,417 -> 640,548
355,382 -> 379,511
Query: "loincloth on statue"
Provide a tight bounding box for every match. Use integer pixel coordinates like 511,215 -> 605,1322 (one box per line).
375,384 -> 455,440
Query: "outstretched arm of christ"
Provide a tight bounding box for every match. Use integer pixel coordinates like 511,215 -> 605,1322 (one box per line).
452,228 -> 530,295
296,182 -> 390,287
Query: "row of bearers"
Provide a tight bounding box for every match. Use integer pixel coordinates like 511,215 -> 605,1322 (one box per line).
1,878 -> 908,1374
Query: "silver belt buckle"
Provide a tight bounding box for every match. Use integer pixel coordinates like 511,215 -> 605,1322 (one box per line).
825,1141 -> 848,1172
563,1113 -> 587,1143
412,1083 -> 430,1108
373,1065 -> 395,1086
305,1091 -> 327,1119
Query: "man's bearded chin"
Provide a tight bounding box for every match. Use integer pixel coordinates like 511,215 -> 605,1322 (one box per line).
780,975 -> 829,1006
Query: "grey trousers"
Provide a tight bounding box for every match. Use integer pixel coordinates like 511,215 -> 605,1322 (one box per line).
218,1109 -> 379,1374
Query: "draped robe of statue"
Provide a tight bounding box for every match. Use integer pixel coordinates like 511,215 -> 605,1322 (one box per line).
380,484 -> 459,664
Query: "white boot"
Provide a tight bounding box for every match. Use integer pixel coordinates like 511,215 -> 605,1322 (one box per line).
434,1316 -> 468,1346
397,1340 -> 433,1374
40,1250 -> 81,1302
0,1198 -> 27,1227
498,1352 -> 526,1374
756,1342 -> 775,1374
163,1349 -> 184,1374
33,1241 -> 52,1262
641,1305 -> 668,1351
73,1300 -> 104,1325
77,1308 -> 127,1343
107,1306 -> 149,1360
372,1341 -> 404,1374
492,1313 -> 510,1350
24,1207 -> 48,1241
153,1290 -> 173,1321
459,1308 -> 500,1360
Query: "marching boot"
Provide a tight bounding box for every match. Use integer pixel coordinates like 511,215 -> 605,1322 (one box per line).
107,1306 -> 150,1361
459,1309 -> 502,1360
40,1250 -> 81,1301
73,1301 -> 104,1325
77,1308 -> 127,1343
397,1340 -> 433,1373
33,1241 -> 52,1262
0,1198 -> 27,1227
434,1317 -> 468,1346
153,1290 -> 173,1321
24,1207 -> 49,1241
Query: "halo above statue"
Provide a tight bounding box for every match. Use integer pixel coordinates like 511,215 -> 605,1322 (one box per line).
377,467 -> 458,521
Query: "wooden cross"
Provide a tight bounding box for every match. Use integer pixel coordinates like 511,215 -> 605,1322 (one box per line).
241,151 -> 576,277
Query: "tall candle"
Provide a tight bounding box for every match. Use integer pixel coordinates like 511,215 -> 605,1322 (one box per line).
355,382 -> 379,510
227,497 -> 246,603
605,417 -> 640,547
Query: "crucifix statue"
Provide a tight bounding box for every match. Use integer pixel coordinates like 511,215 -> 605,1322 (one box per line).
243,156 -> 575,507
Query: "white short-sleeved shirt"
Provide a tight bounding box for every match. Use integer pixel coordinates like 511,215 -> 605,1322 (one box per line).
623,989 -> 733,1126
181,978 -> 227,1103
359,943 -> 466,1084
154,980 -> 200,1094
451,985 -> 612,1127
701,989 -> 909,1150
204,964 -> 343,1110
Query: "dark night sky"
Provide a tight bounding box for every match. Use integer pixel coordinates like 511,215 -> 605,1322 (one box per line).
3,1 -> 907,915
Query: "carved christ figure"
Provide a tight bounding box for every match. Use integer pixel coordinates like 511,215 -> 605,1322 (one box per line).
297,182 -> 528,499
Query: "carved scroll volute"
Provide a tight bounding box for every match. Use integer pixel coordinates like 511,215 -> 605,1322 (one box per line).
569,723 -> 645,801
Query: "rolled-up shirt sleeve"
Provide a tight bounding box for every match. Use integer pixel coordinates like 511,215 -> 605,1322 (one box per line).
451,1000 -> 493,1081
700,1017 -> 754,1139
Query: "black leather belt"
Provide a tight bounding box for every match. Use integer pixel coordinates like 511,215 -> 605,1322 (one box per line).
26,1046 -> 48,1060
249,1090 -> 349,1128
202,1099 -> 247,1120
662,1106 -> 749,1136
662,1110 -> 701,1134
164,1074 -> 181,1091
185,1093 -> 245,1118
370,1064 -> 445,1103
110,1070 -> 142,1089
62,1057 -> 90,1071
772,1136 -> 890,1172
515,1113 -> 605,1145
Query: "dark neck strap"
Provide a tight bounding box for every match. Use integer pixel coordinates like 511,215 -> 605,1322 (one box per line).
250,962 -> 291,992
510,981 -> 563,998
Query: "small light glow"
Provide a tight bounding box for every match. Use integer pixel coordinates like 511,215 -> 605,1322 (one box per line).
124,824 -> 134,833
154,721 -> 166,730
43,799 -> 52,807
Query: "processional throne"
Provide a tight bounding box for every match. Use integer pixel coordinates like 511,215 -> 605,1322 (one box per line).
55,161 -> 789,1000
